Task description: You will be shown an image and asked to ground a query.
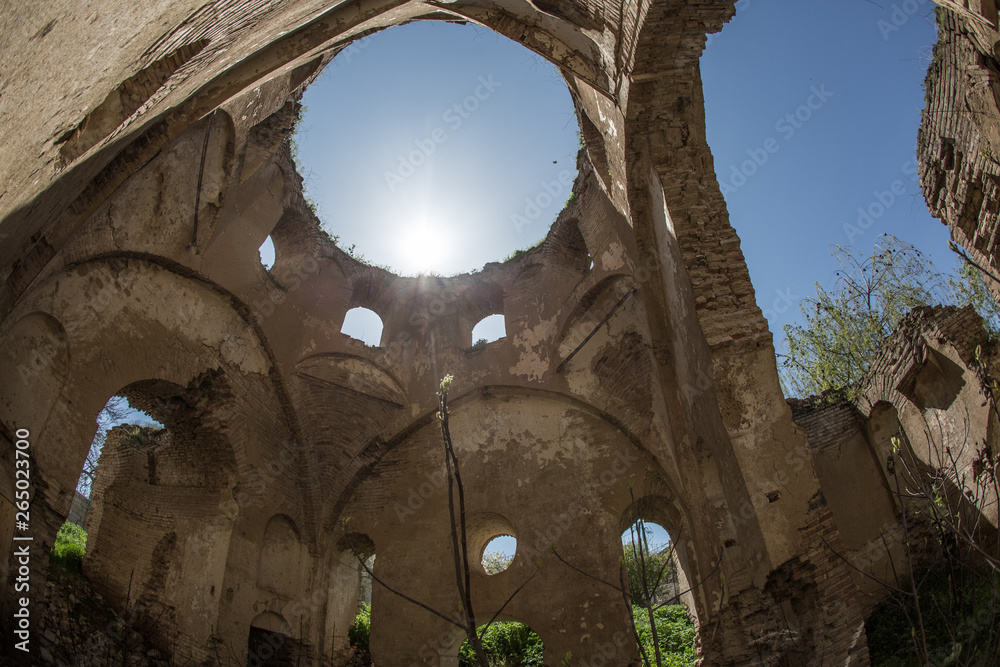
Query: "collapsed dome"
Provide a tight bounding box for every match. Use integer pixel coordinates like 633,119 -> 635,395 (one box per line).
292,21 -> 580,276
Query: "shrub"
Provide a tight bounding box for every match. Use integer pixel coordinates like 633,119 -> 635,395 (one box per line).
623,540 -> 674,603
632,604 -> 697,667
865,565 -> 1000,666
348,604 -> 371,649
50,521 -> 87,572
458,621 -> 544,666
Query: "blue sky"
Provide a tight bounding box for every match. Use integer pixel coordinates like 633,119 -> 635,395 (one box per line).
702,0 -> 949,339
76,396 -> 162,497
275,3 -> 949,555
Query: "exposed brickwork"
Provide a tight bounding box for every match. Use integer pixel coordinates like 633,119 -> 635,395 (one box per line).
789,398 -> 864,459
58,39 -> 211,164
919,4 -> 1000,297
703,506 -> 870,667
854,305 -> 986,414
789,304 -> 999,623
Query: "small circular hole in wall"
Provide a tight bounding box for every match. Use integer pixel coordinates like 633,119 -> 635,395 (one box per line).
482,535 -> 516,574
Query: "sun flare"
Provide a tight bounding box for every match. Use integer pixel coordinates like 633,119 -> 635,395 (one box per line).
397,220 -> 451,275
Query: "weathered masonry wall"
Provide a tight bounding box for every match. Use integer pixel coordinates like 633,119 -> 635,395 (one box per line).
0,0 -> 872,665
791,306 -> 999,616
919,1 -> 1000,297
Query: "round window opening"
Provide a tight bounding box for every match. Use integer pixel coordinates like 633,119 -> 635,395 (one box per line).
292,21 -> 580,277
482,535 -> 516,575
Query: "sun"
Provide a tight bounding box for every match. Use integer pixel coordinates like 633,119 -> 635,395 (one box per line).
396,218 -> 451,275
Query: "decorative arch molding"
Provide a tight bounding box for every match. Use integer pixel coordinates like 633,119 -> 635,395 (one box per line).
327,386 -> 734,628
250,610 -> 293,636
295,353 -> 406,407
322,384 -> 682,530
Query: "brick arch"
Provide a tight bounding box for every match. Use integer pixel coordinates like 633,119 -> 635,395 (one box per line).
320,385 -> 692,533
3,258 -> 269,515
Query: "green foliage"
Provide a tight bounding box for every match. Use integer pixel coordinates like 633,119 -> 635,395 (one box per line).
50,521 -> 87,572
623,534 -> 674,604
946,258 -> 1000,338
865,566 -> 1000,666
503,239 -> 545,263
348,603 -> 371,649
780,235 -> 1000,398
482,549 -> 513,574
458,622 -> 544,666
632,605 -> 697,667
468,338 -> 489,353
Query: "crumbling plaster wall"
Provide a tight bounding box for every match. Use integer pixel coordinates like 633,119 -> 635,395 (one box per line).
0,0 -> 870,665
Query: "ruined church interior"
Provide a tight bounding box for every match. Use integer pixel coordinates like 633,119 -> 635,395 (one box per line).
2,0 -> 1000,665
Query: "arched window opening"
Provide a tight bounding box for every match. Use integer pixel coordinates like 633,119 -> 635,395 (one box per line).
54,395 -> 161,573
621,519 -> 677,605
347,553 -> 375,659
481,535 -> 516,575
341,307 -> 383,347
259,235 -> 276,270
620,519 -> 696,663
292,21 -> 580,277
458,620 -> 544,666
338,534 -> 376,663
470,314 -> 506,350
76,395 -> 162,499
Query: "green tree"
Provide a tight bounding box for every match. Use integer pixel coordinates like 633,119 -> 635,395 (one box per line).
623,528 -> 675,604
779,235 -> 1000,398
